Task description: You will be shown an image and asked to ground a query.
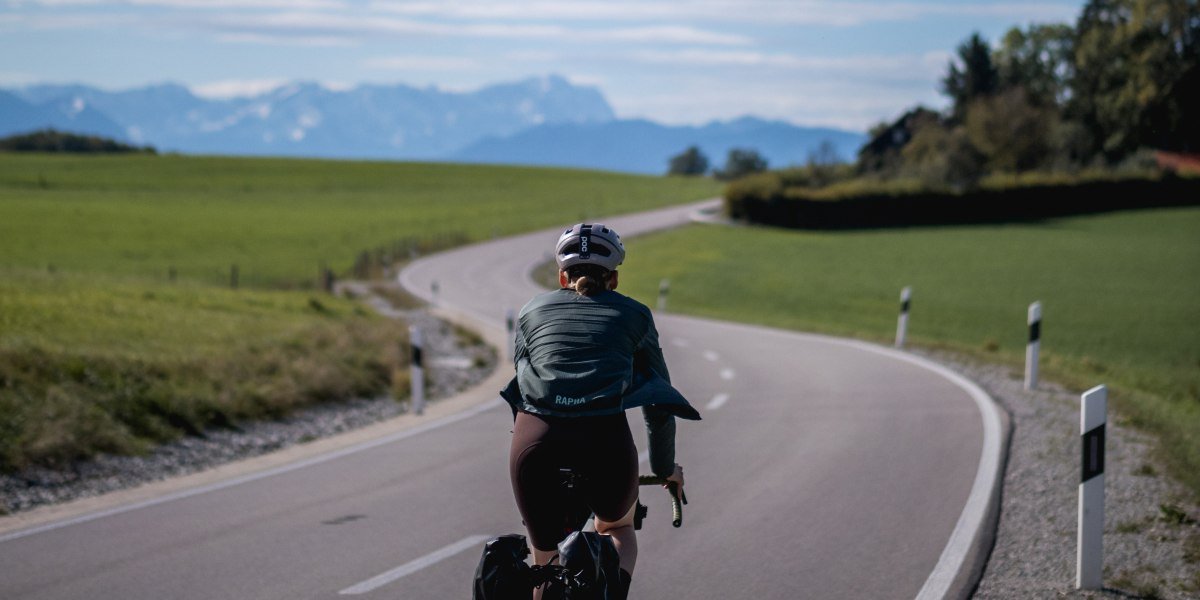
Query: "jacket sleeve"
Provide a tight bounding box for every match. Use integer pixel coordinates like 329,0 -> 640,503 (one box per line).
634,316 -> 671,383
643,405 -> 676,478
636,316 -> 676,478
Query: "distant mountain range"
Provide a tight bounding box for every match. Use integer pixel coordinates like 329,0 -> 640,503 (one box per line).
1,75 -> 865,174
454,117 -> 864,174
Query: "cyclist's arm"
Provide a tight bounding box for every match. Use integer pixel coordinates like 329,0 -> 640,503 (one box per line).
643,405 -> 676,478
634,316 -> 671,382
636,317 -> 677,478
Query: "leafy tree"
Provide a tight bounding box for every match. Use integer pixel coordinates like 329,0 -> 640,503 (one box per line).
966,88 -> 1059,172
1071,0 -> 1200,157
994,24 -> 1075,107
900,120 -> 985,189
667,145 -> 709,176
942,32 -> 1000,120
717,148 -> 768,180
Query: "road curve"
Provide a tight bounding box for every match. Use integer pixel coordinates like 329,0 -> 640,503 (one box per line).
0,199 -> 1003,600
401,198 -> 1004,599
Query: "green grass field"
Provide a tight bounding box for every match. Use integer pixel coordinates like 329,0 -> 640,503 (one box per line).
0,154 -> 720,474
0,154 -> 718,286
615,208 -> 1200,493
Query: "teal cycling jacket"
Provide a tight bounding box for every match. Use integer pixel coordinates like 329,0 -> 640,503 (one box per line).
499,288 -> 700,477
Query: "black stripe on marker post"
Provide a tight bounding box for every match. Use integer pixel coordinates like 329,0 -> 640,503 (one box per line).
901,299 -> 911,313
1081,423 -> 1105,483
1029,320 -> 1041,344
411,345 -> 423,368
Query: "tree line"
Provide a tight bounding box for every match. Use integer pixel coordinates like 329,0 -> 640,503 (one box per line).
674,0 -> 1198,186
0,129 -> 157,154
862,0 -> 1198,186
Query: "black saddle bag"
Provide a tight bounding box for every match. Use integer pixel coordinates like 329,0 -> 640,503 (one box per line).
556,531 -> 623,600
472,534 -> 532,600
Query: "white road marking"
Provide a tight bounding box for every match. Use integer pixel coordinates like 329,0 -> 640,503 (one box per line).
340,534 -> 493,595
637,449 -> 650,465
702,350 -> 720,362
671,338 -> 691,348
0,398 -> 507,544
719,368 -> 735,381
427,356 -> 474,369
706,394 -> 730,411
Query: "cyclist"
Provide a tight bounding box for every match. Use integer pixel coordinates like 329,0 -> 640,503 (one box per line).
500,223 -> 700,599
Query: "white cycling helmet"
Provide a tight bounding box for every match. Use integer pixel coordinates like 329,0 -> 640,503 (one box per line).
555,223 -> 625,271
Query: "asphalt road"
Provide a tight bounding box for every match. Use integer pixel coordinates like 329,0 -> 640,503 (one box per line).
0,199 -> 1000,599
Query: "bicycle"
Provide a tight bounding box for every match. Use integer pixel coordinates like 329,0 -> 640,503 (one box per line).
473,471 -> 686,600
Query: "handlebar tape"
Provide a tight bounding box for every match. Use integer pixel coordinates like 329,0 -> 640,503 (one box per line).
637,476 -> 684,528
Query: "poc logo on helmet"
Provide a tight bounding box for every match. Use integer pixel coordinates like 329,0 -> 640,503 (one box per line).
580,235 -> 589,255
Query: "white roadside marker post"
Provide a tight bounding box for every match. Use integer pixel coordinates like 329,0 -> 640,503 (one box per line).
895,286 -> 912,348
1077,385 -> 1107,590
1026,301 -> 1042,390
657,278 -> 670,312
410,325 -> 426,416
505,308 -> 516,361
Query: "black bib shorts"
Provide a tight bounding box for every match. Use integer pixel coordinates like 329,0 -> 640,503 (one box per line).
509,411 -> 639,552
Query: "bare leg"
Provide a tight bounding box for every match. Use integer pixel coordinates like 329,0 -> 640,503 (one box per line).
594,501 -> 638,575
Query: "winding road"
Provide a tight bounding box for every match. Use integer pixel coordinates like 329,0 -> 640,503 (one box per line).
0,199 -> 1003,599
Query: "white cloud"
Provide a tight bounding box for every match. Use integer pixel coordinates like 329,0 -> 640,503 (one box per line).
0,12 -> 141,29
363,55 -> 479,71
197,11 -> 748,45
367,1 -> 1078,27
628,49 -> 949,80
214,31 -> 354,46
191,78 -> 286,99
504,50 -> 558,63
564,73 -> 607,88
0,70 -> 38,86
29,0 -> 346,8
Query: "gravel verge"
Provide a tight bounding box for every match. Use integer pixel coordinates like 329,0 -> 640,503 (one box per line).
0,283 -> 496,515
916,350 -> 1200,599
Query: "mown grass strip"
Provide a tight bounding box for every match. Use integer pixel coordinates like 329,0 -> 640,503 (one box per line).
614,209 -> 1200,495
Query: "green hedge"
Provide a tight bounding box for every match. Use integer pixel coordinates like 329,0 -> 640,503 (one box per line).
725,171 -> 1200,229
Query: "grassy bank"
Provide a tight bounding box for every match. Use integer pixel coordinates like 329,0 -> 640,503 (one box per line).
0,269 -> 407,471
0,154 -> 720,472
615,208 -> 1200,494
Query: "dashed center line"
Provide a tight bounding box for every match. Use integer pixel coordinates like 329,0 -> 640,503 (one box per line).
339,534 -> 492,595
671,338 -> 691,348
703,350 -> 720,362
706,393 -> 730,411
719,368 -> 735,380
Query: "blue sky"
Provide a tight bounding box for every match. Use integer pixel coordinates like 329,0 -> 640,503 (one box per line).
1,0 -> 1084,131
